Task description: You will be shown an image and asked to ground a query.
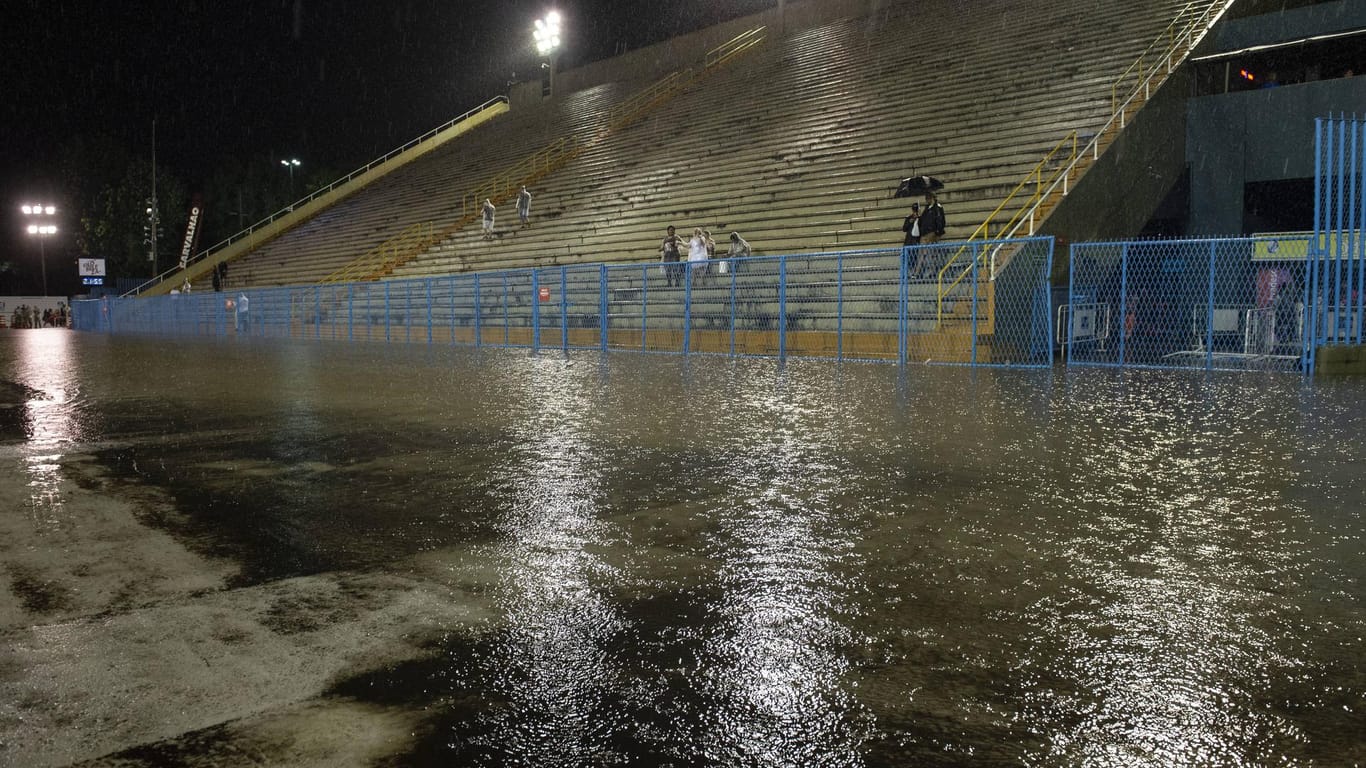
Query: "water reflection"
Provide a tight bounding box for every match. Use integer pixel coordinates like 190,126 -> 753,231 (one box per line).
1022,375 -> 1328,766
13,331 -> 84,534
699,376 -> 871,766
476,356 -> 627,762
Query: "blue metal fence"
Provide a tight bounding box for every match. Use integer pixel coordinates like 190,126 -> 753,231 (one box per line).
72,238 -> 1055,368
1308,116 -> 1366,373
1066,236 -> 1310,372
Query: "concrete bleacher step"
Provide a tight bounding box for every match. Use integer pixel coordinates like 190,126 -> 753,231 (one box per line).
222,0 -> 1205,291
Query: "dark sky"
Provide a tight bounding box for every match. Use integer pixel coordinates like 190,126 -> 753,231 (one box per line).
0,0 -> 773,286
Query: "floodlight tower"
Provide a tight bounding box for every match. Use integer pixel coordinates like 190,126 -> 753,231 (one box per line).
20,203 -> 58,296
534,11 -> 563,97
281,158 -> 301,193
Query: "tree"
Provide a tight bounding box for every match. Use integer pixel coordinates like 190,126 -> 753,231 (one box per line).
74,157 -> 188,282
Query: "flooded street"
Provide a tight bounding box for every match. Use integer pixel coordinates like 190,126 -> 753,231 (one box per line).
1,330 -> 1362,766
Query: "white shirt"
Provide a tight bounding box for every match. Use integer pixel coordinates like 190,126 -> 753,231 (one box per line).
688,237 -> 707,262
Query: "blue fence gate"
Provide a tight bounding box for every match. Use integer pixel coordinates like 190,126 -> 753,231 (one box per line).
1307,115 -> 1366,371
1066,236 -> 1310,372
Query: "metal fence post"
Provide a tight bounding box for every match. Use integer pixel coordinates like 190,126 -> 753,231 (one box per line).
426,279 -> 434,344
641,265 -> 648,352
970,243 -> 980,365
502,273 -> 510,347
898,246 -> 908,366
560,266 -> 569,352
778,256 -> 787,361
314,286 -> 321,339
347,284 -> 354,342
384,282 -> 392,343
473,274 -> 482,347
837,252 -> 844,362
1118,242 -> 1129,366
1308,118 -> 1324,373
531,269 -> 541,353
729,260 -> 737,357
1206,240 -> 1217,371
1357,117 -> 1366,345
683,260 -> 693,355
599,264 -> 608,352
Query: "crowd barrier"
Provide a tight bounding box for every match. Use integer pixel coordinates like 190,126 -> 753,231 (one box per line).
73,238 -> 1056,368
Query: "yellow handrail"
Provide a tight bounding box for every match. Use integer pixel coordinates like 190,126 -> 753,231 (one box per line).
322,222 -> 437,283
934,131 -> 1077,323
933,1 -> 1227,324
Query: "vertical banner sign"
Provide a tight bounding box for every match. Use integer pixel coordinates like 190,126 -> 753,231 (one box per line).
178,194 -> 205,270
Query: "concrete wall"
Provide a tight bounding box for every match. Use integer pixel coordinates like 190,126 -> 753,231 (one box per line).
1211,0 -> 1366,51
510,0 -> 888,109
1042,68 -> 1194,249
1186,76 -> 1366,234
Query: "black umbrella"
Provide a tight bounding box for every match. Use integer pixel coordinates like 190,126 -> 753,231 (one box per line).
894,175 -> 945,198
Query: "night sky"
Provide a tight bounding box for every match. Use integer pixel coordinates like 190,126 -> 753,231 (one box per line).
0,0 -> 774,292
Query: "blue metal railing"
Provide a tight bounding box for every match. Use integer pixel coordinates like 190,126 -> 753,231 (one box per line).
74,238 -> 1055,368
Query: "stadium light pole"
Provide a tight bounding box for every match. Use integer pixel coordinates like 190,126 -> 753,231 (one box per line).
281,158 -> 302,195
534,11 -> 562,97
25,224 -> 58,297
21,203 -> 58,296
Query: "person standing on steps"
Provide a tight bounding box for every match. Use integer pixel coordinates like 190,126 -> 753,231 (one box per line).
687,228 -> 709,284
660,225 -> 685,287
912,192 -> 947,278
481,198 -> 496,239
516,186 -> 532,227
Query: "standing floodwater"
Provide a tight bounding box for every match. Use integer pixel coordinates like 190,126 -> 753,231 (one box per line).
0,331 -> 1362,766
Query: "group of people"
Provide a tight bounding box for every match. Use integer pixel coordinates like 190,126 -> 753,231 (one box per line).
8,304 -> 68,329
480,186 -> 534,238
658,226 -> 751,286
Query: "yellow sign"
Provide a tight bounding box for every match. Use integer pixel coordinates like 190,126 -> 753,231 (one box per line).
1253,231 -> 1365,261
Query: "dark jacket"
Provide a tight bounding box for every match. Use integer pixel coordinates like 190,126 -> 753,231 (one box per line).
919,202 -> 946,238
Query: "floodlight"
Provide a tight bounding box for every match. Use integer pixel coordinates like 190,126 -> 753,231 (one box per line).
22,205 -> 33,214
44,205 -> 55,215
27,224 -> 37,234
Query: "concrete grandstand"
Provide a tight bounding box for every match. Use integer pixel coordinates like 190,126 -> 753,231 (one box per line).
145,0 -> 1231,295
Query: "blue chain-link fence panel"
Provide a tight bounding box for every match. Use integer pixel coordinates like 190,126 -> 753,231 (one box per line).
1308,116 -> 1366,373
1067,237 -> 1310,372
69,238 -> 1055,368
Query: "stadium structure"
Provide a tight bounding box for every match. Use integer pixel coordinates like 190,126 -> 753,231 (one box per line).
103,0 -> 1366,370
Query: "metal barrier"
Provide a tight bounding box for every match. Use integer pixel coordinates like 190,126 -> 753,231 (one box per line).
72,238 -> 1055,368
1066,236 -> 1310,371
1307,116 -> 1366,373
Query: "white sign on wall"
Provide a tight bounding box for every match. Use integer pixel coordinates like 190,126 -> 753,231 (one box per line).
78,258 -> 107,277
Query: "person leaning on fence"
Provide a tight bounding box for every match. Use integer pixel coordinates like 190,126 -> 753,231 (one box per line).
481,198 -> 496,238
516,186 -> 532,226
728,232 -> 752,259
660,225 -> 685,287
912,192 -> 947,278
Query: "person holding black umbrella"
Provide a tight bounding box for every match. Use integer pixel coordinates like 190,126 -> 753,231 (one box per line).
912,192 -> 947,277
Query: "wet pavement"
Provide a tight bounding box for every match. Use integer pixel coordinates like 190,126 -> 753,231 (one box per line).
0,330 -> 1362,766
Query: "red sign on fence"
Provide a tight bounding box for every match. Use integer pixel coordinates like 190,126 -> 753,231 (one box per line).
538,286 -> 550,302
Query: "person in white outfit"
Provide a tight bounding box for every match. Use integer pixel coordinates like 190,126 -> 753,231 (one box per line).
687,228 -> 709,284
481,199 -> 496,238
